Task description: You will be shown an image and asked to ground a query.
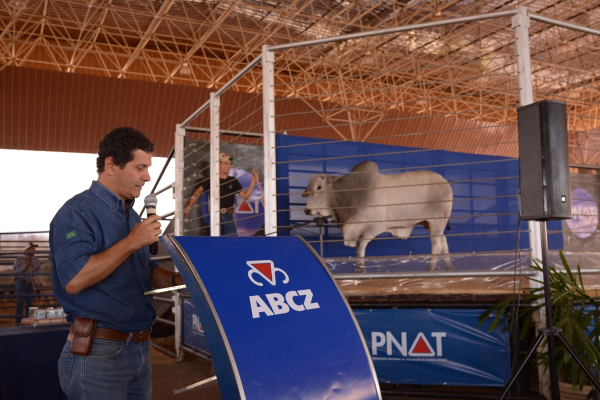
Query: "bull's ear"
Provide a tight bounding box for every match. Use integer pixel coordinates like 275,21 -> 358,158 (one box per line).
301,188 -> 309,197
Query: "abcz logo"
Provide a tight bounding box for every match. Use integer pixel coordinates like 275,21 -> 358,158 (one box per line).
246,260 -> 320,319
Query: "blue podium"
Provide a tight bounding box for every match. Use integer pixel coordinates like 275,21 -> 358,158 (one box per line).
162,235 -> 381,400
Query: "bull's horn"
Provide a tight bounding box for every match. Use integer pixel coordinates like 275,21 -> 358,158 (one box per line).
302,189 -> 309,197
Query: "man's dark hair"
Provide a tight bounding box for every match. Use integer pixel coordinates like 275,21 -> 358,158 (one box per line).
96,127 -> 155,173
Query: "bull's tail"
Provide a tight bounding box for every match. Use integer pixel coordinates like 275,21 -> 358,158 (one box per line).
446,222 -> 452,231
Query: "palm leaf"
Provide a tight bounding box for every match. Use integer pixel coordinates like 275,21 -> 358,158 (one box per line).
480,249 -> 600,389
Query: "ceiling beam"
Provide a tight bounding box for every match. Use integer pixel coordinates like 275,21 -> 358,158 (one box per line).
118,0 -> 176,78
165,0 -> 241,83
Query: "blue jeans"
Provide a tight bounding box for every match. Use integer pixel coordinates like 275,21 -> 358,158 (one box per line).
58,338 -> 152,400
220,212 -> 237,236
15,280 -> 34,324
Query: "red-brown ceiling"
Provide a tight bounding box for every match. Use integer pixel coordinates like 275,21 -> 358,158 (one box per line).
1,65 -> 212,157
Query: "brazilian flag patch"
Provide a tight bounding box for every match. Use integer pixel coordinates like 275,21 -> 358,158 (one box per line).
66,230 -> 76,240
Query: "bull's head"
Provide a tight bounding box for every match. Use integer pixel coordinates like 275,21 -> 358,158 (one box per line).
303,173 -> 336,220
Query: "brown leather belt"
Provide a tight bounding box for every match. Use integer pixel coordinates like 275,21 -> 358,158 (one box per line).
220,208 -> 234,214
68,325 -> 151,343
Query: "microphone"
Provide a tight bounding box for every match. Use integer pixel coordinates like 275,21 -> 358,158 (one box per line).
144,194 -> 159,255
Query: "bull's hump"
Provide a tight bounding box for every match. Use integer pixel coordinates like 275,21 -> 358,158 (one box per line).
351,160 -> 379,173
386,169 -> 447,183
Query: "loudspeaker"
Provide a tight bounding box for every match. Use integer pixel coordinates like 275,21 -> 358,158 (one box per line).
518,100 -> 572,221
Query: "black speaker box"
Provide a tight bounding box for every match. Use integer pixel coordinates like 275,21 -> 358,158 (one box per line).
517,100 -> 572,221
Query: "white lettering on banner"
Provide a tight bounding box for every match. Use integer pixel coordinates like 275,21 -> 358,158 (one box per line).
265,293 -> 290,315
388,331 -> 407,356
431,332 -> 446,357
573,206 -> 596,219
285,291 -> 305,311
192,314 -> 204,333
372,332 -> 385,355
371,331 -> 446,357
297,289 -> 320,310
250,295 -> 275,318
250,289 -> 320,319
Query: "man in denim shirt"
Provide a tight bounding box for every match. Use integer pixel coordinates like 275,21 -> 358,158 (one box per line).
51,127 -> 183,400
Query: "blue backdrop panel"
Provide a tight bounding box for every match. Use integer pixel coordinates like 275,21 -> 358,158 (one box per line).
183,298 -> 210,354
354,309 -> 510,387
276,134 -> 563,259
162,235 -> 381,400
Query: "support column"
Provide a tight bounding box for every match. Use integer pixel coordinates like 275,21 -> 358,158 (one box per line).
174,124 -> 186,236
262,46 -> 277,236
512,7 -> 549,398
210,93 -> 221,236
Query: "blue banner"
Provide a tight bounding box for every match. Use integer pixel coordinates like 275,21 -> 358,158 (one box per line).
181,296 -> 510,388
354,308 -> 511,387
163,235 -> 381,400
182,298 -> 210,354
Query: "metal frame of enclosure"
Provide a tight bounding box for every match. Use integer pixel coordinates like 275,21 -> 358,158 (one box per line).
175,5 -> 600,279
171,7 -> 600,394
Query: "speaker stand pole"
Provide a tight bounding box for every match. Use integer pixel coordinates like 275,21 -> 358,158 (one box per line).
315,217 -> 325,258
498,221 -> 600,400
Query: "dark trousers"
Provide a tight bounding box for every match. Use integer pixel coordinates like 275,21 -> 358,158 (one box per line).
15,280 -> 34,324
220,212 -> 237,236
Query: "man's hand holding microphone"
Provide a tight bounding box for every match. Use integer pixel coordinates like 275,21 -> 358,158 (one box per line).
128,194 -> 161,254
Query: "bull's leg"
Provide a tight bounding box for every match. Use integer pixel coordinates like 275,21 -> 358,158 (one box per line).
354,240 -> 369,273
427,236 -> 444,271
340,222 -> 368,272
441,235 -> 454,271
342,223 -> 365,248
427,221 -> 450,271
354,225 -> 381,273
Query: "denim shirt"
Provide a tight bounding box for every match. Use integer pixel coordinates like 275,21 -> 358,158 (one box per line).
13,254 -> 41,281
50,181 -> 159,332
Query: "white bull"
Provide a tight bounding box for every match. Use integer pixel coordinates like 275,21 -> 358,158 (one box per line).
302,161 -> 453,272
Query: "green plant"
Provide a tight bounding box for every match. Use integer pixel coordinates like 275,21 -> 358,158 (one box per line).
480,250 -> 600,391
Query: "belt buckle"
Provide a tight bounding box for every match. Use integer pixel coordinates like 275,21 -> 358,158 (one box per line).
220,208 -> 227,214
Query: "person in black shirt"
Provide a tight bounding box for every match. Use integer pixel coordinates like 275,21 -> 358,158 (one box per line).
184,153 -> 258,236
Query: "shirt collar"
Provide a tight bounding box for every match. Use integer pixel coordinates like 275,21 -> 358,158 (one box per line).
89,181 -> 136,212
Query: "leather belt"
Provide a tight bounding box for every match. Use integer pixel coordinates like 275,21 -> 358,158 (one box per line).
220,208 -> 234,214
68,325 -> 151,343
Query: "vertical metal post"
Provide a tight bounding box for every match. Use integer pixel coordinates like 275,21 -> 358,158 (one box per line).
319,225 -> 324,258
210,93 -> 221,237
174,124 -> 186,236
173,291 -> 184,361
262,45 -> 277,236
540,222 -> 560,400
512,7 -> 552,398
512,7 -> 543,278
512,7 -> 534,107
